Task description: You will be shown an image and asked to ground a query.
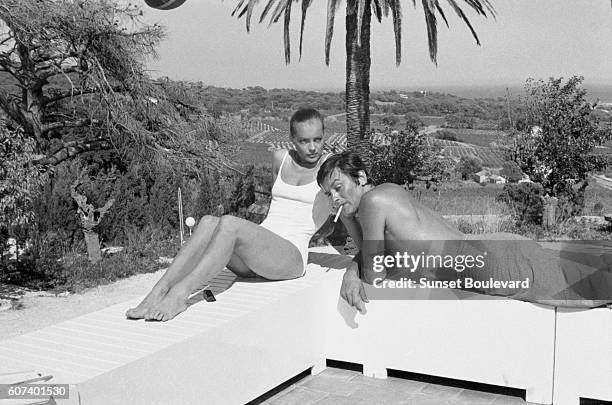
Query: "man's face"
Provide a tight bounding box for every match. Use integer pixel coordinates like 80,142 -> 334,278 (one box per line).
291,118 -> 324,164
321,168 -> 363,217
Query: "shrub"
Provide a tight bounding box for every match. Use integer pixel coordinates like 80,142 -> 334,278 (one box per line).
194,170 -> 229,217
512,76 -> 612,219
434,130 -> 459,142
593,201 -> 604,216
0,230 -> 71,290
455,219 -> 474,234
497,183 -> 544,226
0,125 -> 48,246
404,112 -> 424,131
32,162 -> 84,245
380,115 -> 399,127
370,127 -> 451,187
500,161 -> 523,183
456,156 -> 483,180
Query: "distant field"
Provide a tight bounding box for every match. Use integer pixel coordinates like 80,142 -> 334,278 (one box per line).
444,147 -> 506,167
259,118 -> 347,135
413,180 -> 612,216
421,116 -> 446,126
412,182 -> 510,215
225,139 -> 612,217
259,119 -> 288,132
443,128 -> 510,148
229,142 -> 273,168
425,137 -> 508,167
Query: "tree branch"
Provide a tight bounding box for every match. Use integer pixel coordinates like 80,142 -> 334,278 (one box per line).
33,138 -> 112,167
43,85 -> 124,106
0,86 -> 28,129
70,176 -> 115,230
41,118 -> 101,136
38,63 -> 79,81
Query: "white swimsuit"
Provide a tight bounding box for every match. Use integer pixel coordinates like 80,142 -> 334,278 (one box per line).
259,152 -> 329,273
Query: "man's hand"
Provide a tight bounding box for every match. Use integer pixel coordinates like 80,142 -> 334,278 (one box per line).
340,264 -> 369,313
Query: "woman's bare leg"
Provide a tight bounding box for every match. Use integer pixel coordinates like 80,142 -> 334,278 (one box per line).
126,215 -> 250,319
145,215 -> 304,321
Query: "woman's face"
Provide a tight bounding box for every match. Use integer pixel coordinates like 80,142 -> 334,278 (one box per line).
321,168 -> 365,217
291,118 -> 324,165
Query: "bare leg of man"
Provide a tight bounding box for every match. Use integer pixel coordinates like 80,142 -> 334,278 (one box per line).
145,215 -> 303,321
126,215 -> 251,319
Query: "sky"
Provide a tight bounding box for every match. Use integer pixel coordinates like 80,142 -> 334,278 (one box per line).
142,0 -> 612,93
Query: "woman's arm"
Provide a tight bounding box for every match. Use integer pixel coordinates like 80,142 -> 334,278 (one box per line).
271,149 -> 286,182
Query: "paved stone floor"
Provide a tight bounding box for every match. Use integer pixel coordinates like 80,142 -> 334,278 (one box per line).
252,366 -> 536,405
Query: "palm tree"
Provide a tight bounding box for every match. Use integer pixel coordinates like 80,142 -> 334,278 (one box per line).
231,0 -> 495,164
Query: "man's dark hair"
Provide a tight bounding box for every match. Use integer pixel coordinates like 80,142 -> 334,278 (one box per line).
289,108 -> 324,137
317,151 -> 370,186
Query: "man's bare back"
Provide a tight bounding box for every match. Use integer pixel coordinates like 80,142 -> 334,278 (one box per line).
356,183 -> 463,242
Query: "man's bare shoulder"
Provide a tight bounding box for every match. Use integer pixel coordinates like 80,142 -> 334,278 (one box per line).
362,183 -> 406,207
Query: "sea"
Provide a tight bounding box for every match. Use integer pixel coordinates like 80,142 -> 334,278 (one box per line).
374,84 -> 612,103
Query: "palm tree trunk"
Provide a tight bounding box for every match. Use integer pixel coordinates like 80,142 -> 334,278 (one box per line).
345,0 -> 372,166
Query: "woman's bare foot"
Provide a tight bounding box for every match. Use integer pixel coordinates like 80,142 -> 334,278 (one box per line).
125,287 -> 168,319
144,290 -> 188,322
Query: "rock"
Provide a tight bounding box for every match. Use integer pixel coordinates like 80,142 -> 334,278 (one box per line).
0,299 -> 12,312
101,246 -> 124,255
575,216 -> 608,226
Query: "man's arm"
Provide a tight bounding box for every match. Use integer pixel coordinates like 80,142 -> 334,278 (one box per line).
340,213 -> 363,250
339,260 -> 368,313
337,191 -> 386,312
335,203 -> 369,312
356,191 -> 387,285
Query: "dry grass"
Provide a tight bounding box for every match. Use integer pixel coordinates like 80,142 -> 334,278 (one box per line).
411,182 -> 511,216
413,180 -> 612,238
584,181 -> 612,215
443,215 -> 515,234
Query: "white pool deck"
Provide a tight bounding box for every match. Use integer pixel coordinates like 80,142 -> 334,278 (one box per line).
0,246 -> 610,405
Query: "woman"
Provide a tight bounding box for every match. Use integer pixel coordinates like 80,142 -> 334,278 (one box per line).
126,108 -> 330,321
317,151 -> 612,312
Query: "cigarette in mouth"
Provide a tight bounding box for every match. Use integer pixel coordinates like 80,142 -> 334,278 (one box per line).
333,205 -> 343,223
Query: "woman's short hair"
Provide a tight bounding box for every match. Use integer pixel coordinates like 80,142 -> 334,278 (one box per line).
317,151 -> 369,186
289,108 -> 324,137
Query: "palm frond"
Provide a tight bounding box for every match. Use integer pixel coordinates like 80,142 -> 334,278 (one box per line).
324,0 -> 340,65
237,6 -> 249,18
271,0 -> 290,24
462,0 -> 485,15
382,0 -> 390,17
435,2 -> 449,28
231,0 -> 495,68
389,0 -> 402,65
259,0 -> 277,23
460,0 -> 496,18
231,0 -> 247,17
445,0 -> 482,45
422,0 -> 438,64
245,0 -> 261,33
372,0 -> 382,23
299,0 -> 313,60
283,0 -> 292,64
